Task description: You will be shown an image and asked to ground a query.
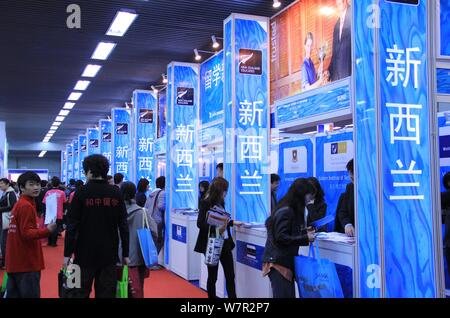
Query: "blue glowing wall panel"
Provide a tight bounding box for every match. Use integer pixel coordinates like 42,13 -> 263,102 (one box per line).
99,119 -> 112,176
276,139 -> 314,200
441,0 -> 450,57
379,0 -> 435,297
167,63 -> 198,210
72,139 -> 79,180
437,68 -> 450,95
165,64 -> 173,266
112,108 -> 131,181
133,90 -> 157,189
61,151 -> 66,183
87,128 -> 100,157
353,0 -> 381,298
200,51 -> 224,126
438,115 -> 450,192
224,18 -> 233,214
66,144 -> 73,181
158,91 -> 167,138
277,81 -> 351,126
315,132 -> 353,231
224,15 -> 270,223
78,135 -> 87,183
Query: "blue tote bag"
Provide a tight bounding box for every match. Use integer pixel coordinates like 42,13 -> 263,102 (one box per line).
294,242 -> 344,298
137,210 -> 159,267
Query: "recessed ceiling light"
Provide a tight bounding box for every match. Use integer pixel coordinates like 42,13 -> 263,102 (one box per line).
55,116 -> 65,122
38,151 -> 47,158
50,125 -> 59,130
106,10 -> 138,37
63,102 -> 75,110
68,92 -> 82,101
53,122 -> 61,127
59,110 -> 70,116
43,139 -> 50,143
82,64 -> 102,78
74,80 -> 91,91
91,42 -> 117,60
273,0 -> 281,8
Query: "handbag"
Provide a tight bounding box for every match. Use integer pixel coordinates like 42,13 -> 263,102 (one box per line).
116,265 -> 128,298
1,272 -> 8,298
294,242 -> 344,298
206,206 -> 230,227
204,226 -> 224,267
137,210 -> 159,268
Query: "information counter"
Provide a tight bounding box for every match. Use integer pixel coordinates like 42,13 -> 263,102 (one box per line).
169,210 -> 201,281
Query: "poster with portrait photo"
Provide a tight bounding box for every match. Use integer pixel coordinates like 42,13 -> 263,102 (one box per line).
270,0 -> 352,105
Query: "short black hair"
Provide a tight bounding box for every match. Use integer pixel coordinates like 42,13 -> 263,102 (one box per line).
41,180 -> 48,188
75,180 -> 84,190
83,155 -> 109,179
0,178 -> 10,186
121,181 -> 136,205
51,176 -> 61,188
216,163 -> 223,170
346,159 -> 354,173
107,175 -> 113,181
69,179 -> 76,186
444,172 -> 450,191
114,173 -> 124,185
17,171 -> 41,193
137,178 -> 150,192
156,176 -> 166,189
271,174 -> 281,184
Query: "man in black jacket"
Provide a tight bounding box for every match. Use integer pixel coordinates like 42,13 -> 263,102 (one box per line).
63,154 -> 129,298
328,0 -> 352,82
0,178 -> 18,269
337,159 -> 355,237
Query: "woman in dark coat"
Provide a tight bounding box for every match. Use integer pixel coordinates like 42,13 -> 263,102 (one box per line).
194,177 -> 242,298
262,178 -> 316,298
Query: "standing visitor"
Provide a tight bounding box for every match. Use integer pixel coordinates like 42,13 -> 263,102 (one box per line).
136,178 -> 150,208
270,174 -> 281,215
114,173 -> 124,189
0,178 -> 18,269
194,177 -> 243,298
64,154 -> 130,298
43,177 -> 66,247
145,176 -> 166,259
5,172 -> 56,298
198,181 -> 210,206
337,159 -> 355,237
120,182 -> 157,298
262,178 -> 316,298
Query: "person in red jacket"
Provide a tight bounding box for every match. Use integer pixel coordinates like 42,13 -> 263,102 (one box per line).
5,171 -> 57,298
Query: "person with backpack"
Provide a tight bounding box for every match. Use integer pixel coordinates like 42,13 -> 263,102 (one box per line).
262,178 -> 316,298
144,176 -> 166,258
119,182 -> 157,298
0,178 -> 18,269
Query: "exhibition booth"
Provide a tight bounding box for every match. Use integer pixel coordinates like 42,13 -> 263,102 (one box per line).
59,0 -> 450,298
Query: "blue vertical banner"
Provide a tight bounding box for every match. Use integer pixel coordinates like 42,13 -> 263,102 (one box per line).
112,108 -> 132,181
99,119 -> 112,176
223,14 -> 270,223
200,51 -> 224,127
379,0 -> 436,297
133,90 -> 157,189
315,132 -> 354,230
66,144 -> 73,181
276,138 -> 314,200
78,135 -> 87,182
87,128 -> 100,157
164,64 -> 173,266
72,139 -> 79,180
440,0 -> 450,57
61,151 -> 67,183
166,62 -> 199,210
353,0 -> 381,298
158,91 -> 167,138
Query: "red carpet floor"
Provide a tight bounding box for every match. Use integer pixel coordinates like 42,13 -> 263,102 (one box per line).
0,236 -> 207,298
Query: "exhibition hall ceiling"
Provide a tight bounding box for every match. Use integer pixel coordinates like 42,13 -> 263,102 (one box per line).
0,0 -> 295,149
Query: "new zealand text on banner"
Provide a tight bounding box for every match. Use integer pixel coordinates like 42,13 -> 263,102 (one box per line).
133,90 -> 157,188
379,0 -> 435,297
112,108 -> 131,181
